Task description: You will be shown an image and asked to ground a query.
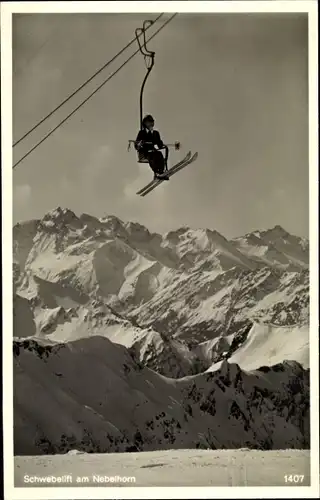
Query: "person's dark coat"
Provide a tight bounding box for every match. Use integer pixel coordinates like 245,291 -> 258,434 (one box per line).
135,128 -> 164,152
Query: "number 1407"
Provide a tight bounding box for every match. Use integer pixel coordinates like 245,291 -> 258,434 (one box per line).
284,474 -> 304,483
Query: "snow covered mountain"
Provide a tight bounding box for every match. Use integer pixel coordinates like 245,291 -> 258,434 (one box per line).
12,208 -> 310,453
13,207 -> 309,371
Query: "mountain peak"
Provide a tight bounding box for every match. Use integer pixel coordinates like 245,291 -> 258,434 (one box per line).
99,214 -> 124,223
244,225 -> 290,240
125,221 -> 150,235
43,207 -> 78,221
266,225 -> 290,237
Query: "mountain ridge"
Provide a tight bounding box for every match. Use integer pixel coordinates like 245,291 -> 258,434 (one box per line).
14,335 -> 309,455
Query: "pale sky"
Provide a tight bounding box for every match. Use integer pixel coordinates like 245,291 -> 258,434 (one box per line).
12,12 -> 308,238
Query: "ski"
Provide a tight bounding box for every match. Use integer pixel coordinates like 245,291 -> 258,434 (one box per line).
140,152 -> 198,197
136,151 -> 192,196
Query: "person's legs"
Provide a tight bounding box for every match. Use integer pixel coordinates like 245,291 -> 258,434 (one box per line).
148,150 -> 164,175
163,145 -> 169,171
138,150 -> 149,163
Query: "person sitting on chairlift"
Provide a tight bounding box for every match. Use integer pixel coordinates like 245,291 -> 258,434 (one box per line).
135,115 -> 169,180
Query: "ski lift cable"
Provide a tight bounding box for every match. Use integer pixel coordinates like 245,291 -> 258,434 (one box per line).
13,13 -> 164,148
13,13 -> 177,170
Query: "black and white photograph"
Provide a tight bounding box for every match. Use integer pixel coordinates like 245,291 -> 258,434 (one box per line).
1,1 -> 319,498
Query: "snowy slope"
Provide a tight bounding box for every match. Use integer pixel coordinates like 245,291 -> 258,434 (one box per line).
15,449 -> 310,487
227,322 -> 309,370
205,322 -> 309,372
15,273 -> 198,377
127,266 -> 308,346
14,335 -> 309,455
